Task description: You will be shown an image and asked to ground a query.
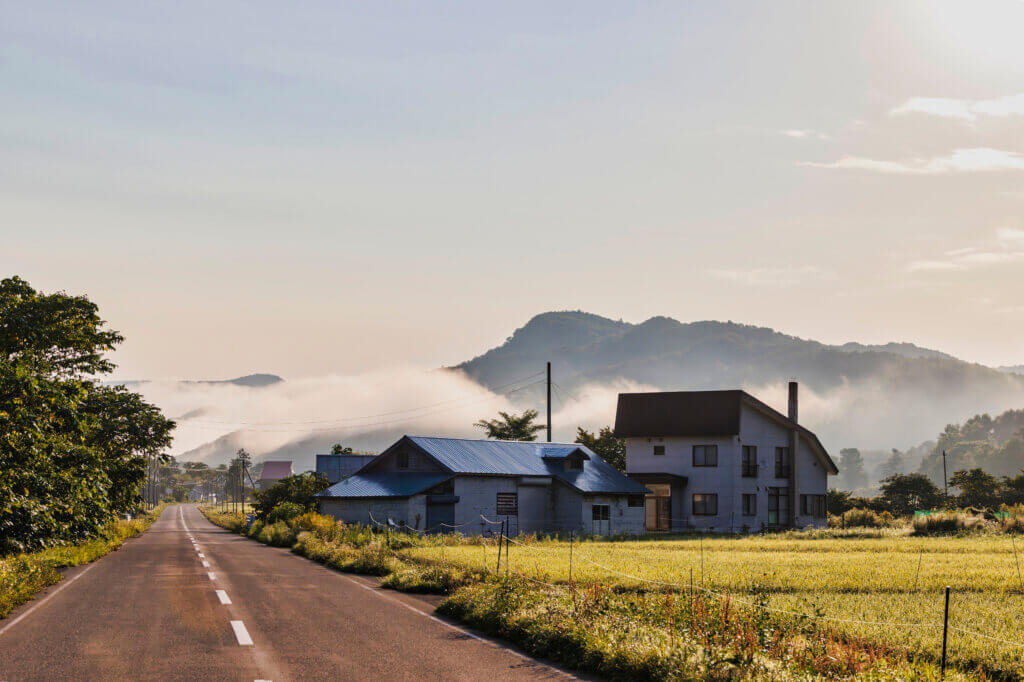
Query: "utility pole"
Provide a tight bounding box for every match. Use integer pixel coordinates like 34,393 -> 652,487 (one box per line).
942,450 -> 948,498
546,361 -> 552,443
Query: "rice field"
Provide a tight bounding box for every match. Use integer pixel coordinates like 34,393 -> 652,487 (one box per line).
402,531 -> 1024,676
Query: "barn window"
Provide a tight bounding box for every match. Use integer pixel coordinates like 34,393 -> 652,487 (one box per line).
627,495 -> 644,507
396,451 -> 409,469
653,445 -> 665,456
496,492 -> 518,516
591,504 -> 610,521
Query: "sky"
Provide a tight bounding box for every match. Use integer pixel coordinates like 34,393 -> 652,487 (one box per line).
4,0 -> 1024,380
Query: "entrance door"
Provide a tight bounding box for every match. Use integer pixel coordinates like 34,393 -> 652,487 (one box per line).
426,502 -> 455,532
591,504 -> 611,535
645,483 -> 672,531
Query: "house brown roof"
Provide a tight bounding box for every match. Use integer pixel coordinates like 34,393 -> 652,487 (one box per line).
259,460 -> 293,480
614,390 -> 838,474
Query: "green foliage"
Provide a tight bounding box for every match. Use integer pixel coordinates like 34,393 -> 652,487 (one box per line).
267,501 -> 305,524
256,521 -> 297,547
331,443 -> 354,455
574,426 -> 625,473
251,472 -> 330,521
877,473 -> 945,516
834,508 -> 887,528
474,409 -> 546,441
0,277 -> 174,553
948,468 -> 1001,509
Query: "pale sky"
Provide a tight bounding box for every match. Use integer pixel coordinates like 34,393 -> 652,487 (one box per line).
4,1 -> 1024,380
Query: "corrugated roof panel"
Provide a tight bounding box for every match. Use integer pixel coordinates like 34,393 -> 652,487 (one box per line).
259,460 -> 294,480
317,472 -> 451,498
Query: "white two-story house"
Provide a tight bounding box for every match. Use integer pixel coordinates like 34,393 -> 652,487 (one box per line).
615,382 -> 837,532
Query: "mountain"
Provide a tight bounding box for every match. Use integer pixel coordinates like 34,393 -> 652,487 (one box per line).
998,365 -> 1024,375
112,373 -> 284,388
455,311 -> 1024,451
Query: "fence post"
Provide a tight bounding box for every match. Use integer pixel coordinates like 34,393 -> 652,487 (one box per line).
941,585 -> 950,677
569,529 -> 574,584
496,520 -> 504,575
700,533 -> 704,588
1013,536 -> 1023,593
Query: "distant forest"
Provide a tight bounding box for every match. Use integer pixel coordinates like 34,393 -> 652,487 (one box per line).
836,408 -> 1024,492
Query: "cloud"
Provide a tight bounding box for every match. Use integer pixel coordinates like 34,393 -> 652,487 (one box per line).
892,94 -> 1024,122
805,148 -> 1024,174
709,266 -> 833,287
905,230 -> 1024,273
782,129 -> 830,140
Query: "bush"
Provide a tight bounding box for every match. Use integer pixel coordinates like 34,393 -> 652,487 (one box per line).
912,511 -> 986,535
267,502 -> 304,524
837,508 -> 886,528
252,472 -> 330,521
257,521 -> 297,547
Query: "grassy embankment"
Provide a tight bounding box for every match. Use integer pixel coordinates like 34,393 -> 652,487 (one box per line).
200,507 -> 1019,679
0,504 -> 167,619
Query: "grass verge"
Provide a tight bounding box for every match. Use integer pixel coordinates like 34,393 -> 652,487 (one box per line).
0,504 -> 166,619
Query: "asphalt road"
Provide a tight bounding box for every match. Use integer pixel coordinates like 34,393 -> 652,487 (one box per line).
0,504 -> 577,681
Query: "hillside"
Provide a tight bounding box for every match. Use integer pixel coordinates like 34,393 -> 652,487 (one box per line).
455,311 -> 1024,451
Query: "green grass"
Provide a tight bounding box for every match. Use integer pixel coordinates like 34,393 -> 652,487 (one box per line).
402,532 -> 1024,678
0,504 -> 166,619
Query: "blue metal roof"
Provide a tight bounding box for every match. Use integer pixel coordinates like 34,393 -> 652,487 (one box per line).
317,472 -> 451,499
405,436 -> 648,495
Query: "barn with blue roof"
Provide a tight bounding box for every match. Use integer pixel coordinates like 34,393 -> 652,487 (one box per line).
315,435 -> 649,535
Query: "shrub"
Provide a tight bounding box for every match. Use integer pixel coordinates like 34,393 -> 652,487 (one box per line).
839,508 -> 885,528
257,521 -> 297,547
912,511 -> 986,535
267,502 -> 304,524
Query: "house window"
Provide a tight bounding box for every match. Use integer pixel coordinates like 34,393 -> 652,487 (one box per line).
566,457 -> 583,471
496,492 -> 518,516
742,493 -> 757,516
742,446 -> 758,477
774,447 -> 791,478
591,504 -> 610,521
692,493 -> 718,516
396,451 -> 409,469
801,494 -> 826,517
768,487 -> 789,525
653,445 -> 665,456
627,495 -> 644,507
692,445 -> 718,467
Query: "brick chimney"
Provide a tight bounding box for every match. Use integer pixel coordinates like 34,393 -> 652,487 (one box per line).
788,381 -> 798,423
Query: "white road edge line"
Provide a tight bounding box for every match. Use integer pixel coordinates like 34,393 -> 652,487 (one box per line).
0,562 -> 99,638
230,620 -> 254,646
216,589 -> 232,605
208,572 -> 217,580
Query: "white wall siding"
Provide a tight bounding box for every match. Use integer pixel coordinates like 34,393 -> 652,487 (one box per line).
624,404 -> 831,532
320,496 -> 425,529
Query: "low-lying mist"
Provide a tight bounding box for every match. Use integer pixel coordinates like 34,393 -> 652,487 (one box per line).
135,367 -> 1024,473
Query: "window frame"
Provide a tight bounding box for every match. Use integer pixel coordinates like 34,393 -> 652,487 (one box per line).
652,445 -> 665,456
741,445 -> 758,477
774,447 -> 791,478
692,444 -> 719,467
591,504 -> 611,521
742,493 -> 757,516
396,451 -> 410,470
692,493 -> 718,516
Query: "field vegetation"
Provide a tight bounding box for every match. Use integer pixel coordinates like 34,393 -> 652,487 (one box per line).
201,505 -> 1022,679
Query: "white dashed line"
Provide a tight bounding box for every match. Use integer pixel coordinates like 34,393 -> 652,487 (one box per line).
208,572 -> 217,580
216,590 -> 232,605
202,560 -> 211,568
231,620 -> 254,646
198,553 -> 205,558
